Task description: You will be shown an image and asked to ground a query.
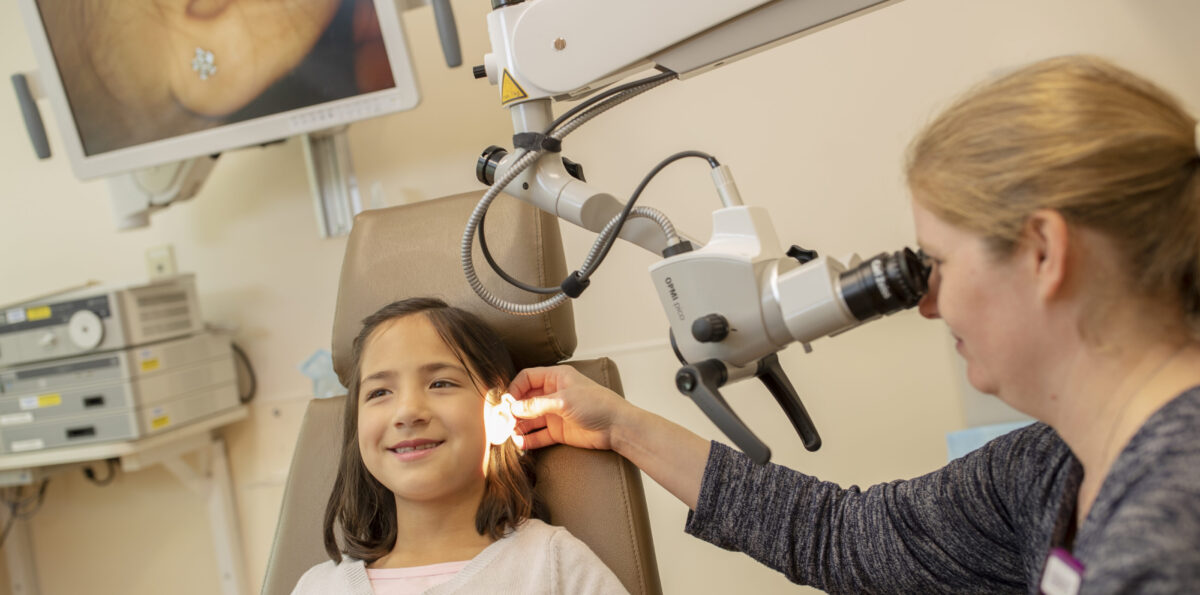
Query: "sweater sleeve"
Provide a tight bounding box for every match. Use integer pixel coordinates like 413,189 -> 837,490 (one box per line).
549,527 -> 631,595
685,436 -> 1034,594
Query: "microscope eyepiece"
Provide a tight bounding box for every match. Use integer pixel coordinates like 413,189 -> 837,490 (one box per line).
837,248 -> 929,321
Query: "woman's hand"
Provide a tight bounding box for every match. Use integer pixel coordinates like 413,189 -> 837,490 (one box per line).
509,365 -> 712,509
507,365 -> 633,451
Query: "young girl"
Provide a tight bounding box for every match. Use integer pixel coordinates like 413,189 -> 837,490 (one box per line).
292,298 -> 627,594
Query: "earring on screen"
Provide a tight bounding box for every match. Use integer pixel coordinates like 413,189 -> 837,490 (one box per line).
192,47 -> 217,80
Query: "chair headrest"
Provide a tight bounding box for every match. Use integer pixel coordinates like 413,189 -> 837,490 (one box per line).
331,191 -> 577,386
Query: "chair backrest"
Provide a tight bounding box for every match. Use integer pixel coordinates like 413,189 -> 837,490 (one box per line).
261,192 -> 662,595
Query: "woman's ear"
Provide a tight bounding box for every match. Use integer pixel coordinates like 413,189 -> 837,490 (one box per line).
1023,209 -> 1071,302
484,391 -> 518,446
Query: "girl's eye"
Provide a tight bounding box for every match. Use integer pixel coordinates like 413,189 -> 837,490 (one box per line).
429,379 -> 458,390
365,388 -> 389,400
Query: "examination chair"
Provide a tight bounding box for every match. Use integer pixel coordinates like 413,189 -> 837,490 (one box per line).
261,192 -> 662,595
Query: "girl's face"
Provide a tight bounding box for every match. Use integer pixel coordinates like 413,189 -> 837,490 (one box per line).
912,202 -> 1045,409
356,314 -> 490,504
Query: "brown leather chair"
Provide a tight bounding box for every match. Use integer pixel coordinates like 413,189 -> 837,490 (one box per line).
261,192 -> 662,594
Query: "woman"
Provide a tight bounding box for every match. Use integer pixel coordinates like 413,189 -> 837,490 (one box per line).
295,298 -> 626,594
507,55 -> 1200,593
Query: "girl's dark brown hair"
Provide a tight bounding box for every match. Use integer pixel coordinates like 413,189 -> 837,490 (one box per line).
322,297 -> 544,563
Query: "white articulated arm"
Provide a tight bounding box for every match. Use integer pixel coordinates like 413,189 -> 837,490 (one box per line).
467,0 -> 923,463
478,0 -> 904,103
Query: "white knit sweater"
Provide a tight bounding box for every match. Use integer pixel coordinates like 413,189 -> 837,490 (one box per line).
291,519 -> 629,594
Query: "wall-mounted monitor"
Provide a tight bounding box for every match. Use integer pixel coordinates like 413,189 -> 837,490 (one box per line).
18,0 -> 421,181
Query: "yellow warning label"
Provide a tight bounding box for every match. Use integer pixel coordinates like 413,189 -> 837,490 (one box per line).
26,306 -> 51,321
38,394 -> 62,408
152,416 -> 171,430
141,358 -> 160,372
500,69 -> 529,105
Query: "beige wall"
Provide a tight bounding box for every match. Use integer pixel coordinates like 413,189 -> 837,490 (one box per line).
1,0 -> 1198,593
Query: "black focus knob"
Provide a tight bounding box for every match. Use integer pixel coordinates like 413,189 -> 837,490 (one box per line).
787,245 -> 819,264
692,314 -> 730,343
476,145 -> 508,185
472,65 -> 488,79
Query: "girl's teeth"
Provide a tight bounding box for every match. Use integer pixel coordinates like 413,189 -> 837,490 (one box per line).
394,442 -> 439,453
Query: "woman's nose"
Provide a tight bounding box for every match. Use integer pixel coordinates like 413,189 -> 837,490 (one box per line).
918,293 -> 939,319
918,272 -> 940,319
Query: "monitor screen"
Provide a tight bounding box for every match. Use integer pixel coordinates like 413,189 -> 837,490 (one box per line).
19,0 -> 420,180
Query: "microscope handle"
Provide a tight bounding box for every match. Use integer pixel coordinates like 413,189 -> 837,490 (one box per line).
757,354 -> 822,451
676,360 -> 772,465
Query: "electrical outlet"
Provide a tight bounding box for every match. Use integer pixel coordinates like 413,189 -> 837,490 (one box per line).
145,244 -> 178,279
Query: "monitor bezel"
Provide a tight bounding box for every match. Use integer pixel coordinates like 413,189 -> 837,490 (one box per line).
17,0 -> 421,181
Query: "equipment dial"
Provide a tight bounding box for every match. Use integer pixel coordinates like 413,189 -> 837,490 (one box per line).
68,310 -> 104,350
692,314 -> 730,343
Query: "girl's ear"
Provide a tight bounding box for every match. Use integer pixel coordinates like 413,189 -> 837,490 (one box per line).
484,391 -> 518,446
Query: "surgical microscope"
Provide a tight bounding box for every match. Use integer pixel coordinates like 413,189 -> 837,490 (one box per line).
462,0 -> 930,464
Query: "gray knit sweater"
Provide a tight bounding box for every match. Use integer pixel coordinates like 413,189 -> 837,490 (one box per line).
685,387 -> 1200,594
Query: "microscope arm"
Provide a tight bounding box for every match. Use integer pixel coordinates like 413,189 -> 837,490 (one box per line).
489,100 -> 682,255
483,0 -> 903,101
478,0 -> 905,256
474,0 -> 925,461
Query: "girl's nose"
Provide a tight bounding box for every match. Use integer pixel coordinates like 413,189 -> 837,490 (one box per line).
390,390 -> 432,427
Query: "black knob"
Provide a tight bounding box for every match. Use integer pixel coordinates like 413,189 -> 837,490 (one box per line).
692,314 -> 730,343
561,157 -> 586,182
476,145 -> 508,185
787,245 -> 819,264
472,65 -> 487,79
676,370 -> 697,392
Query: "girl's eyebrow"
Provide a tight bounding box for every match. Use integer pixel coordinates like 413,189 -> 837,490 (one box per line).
361,369 -> 396,384
361,362 -> 467,384
420,362 -> 469,376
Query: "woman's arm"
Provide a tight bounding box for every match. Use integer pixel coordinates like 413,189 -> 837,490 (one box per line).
685,441 -> 1030,593
609,402 -> 710,510
510,366 -> 1040,593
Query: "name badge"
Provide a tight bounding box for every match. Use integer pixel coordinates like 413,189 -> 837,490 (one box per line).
1040,548 -> 1085,595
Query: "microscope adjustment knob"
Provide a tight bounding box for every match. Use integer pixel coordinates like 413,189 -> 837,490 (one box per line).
477,145 -> 508,185
787,245 -> 819,265
472,65 -> 488,79
692,314 -> 730,343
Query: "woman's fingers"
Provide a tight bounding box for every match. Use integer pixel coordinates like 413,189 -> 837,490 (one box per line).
508,365 -> 580,400
510,395 -> 564,420
515,418 -> 545,435
514,428 -> 555,450
508,366 -> 554,400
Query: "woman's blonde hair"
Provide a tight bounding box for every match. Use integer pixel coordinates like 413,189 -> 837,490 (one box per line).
906,55 -> 1200,335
